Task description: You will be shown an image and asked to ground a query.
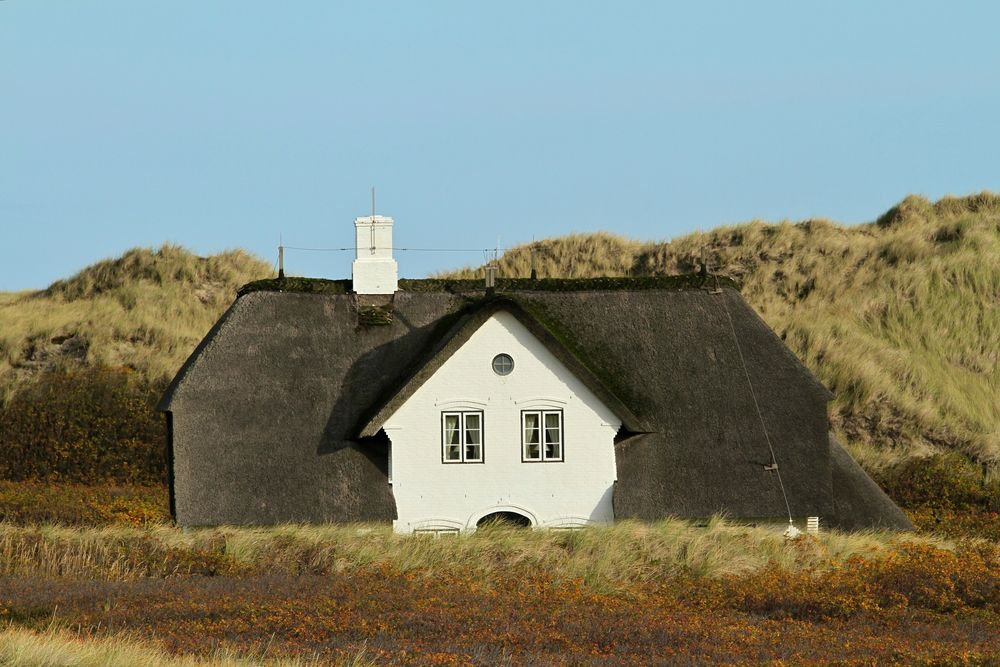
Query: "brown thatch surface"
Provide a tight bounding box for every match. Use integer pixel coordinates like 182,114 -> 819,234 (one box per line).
161,279 -> 909,529
827,435 -> 915,531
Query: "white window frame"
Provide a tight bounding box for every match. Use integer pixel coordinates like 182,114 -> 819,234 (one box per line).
441,411 -> 484,464
521,409 -> 563,462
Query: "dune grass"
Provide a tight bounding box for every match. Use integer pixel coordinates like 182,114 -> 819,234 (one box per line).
0,625 -> 373,666
442,193 -> 1000,475
0,519 -> 949,589
0,245 -> 271,402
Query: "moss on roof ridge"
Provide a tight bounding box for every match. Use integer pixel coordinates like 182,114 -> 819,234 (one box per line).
237,277 -> 351,296
238,273 -> 740,296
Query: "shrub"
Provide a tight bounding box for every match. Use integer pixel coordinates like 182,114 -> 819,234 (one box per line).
907,508 -> 1000,542
877,453 -> 999,511
0,481 -> 169,526
0,365 -> 167,484
725,541 -> 1000,620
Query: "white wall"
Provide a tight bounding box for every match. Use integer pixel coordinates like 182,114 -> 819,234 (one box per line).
384,310 -> 622,533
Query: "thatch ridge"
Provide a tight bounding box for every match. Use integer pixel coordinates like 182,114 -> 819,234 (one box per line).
156,295 -> 251,412
235,273 -> 741,297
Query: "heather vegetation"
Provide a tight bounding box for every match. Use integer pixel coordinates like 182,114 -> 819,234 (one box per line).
1,521 -> 998,664
0,366 -> 166,485
0,481 -> 168,526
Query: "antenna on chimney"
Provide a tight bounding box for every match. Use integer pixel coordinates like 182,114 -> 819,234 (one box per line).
369,187 -> 377,254
530,242 -> 538,281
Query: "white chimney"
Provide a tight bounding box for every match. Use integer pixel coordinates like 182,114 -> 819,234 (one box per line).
352,215 -> 398,294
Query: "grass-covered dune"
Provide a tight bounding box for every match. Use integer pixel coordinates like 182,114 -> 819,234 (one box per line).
444,193 -> 1000,484
0,245 -> 272,402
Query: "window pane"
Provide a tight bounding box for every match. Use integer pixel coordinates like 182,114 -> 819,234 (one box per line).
524,413 -> 539,444
492,354 -> 514,376
464,413 -> 481,445
523,412 -> 540,460
544,413 -> 561,442
544,412 -> 561,460
465,443 -> 482,461
444,414 -> 460,445
443,414 -> 461,461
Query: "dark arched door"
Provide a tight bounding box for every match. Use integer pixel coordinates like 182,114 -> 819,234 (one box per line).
476,511 -> 532,529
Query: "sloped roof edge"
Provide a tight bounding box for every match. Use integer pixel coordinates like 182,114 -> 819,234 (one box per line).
157,294 -> 253,412
357,296 -> 649,438
731,292 -> 834,402
827,434 -> 914,531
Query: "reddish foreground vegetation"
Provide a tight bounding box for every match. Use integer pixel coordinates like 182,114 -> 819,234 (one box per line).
0,481 -> 997,664
3,541 -> 999,665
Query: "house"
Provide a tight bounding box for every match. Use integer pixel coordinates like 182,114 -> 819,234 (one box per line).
158,214 -> 913,533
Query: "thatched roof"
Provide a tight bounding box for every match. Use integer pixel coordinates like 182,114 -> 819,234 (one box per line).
827,435 -> 914,531
160,277 -> 909,529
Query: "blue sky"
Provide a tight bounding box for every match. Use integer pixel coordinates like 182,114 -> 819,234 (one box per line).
2,2 -> 999,290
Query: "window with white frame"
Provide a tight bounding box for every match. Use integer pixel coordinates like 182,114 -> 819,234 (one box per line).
522,410 -> 563,462
441,411 -> 483,463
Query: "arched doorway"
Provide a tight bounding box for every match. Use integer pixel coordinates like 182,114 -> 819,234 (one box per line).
476,511 -> 532,529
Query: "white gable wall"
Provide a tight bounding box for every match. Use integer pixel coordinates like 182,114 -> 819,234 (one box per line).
383,310 -> 622,533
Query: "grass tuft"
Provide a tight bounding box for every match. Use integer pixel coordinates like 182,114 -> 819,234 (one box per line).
0,625 -> 370,666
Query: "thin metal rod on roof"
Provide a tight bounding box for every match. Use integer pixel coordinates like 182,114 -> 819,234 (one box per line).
713,275 -> 795,525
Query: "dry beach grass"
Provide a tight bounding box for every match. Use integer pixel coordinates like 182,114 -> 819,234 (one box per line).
0,625 -> 374,667
0,518 -> 935,585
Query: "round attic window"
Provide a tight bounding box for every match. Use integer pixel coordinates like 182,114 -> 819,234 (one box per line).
491,353 -> 514,376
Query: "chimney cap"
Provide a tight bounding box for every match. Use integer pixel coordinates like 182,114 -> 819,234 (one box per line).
355,215 -> 394,226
